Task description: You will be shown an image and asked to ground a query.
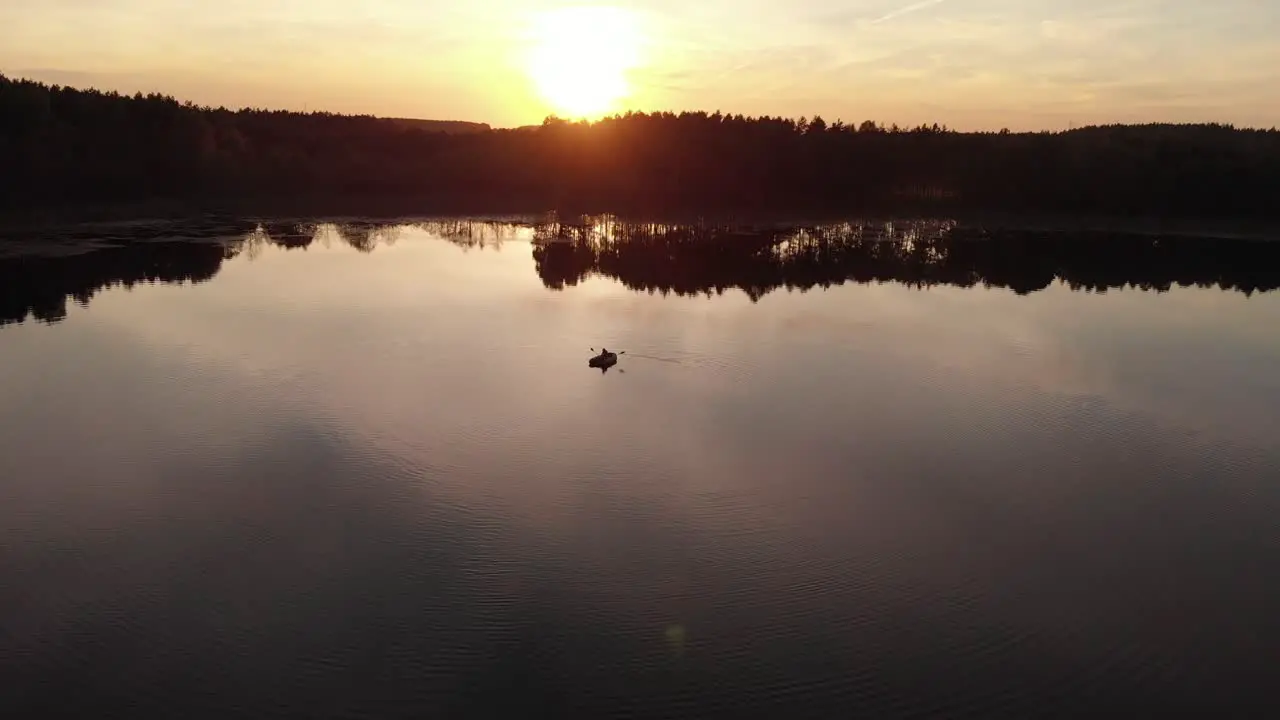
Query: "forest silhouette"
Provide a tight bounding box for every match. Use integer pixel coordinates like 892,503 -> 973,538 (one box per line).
4,75 -> 1280,218
526,219 -> 1280,299
4,217 -> 1278,326
0,240 -> 230,326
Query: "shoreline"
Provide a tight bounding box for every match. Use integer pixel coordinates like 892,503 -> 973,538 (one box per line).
4,207 -> 1279,241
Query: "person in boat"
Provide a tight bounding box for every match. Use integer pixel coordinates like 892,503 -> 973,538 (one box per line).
600,347 -> 610,356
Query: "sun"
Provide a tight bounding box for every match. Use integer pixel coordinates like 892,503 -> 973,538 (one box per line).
526,6 -> 644,119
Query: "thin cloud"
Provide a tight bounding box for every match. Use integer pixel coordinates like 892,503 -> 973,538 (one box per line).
871,0 -> 948,25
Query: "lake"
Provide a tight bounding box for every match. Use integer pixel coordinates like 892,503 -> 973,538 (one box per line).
3,216 -> 1279,718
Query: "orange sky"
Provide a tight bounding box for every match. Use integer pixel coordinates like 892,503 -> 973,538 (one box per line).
2,0 -> 1278,130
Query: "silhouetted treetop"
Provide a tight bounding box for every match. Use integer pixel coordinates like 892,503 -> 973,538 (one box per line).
0,241 -> 232,326
3,216 -> 1277,327
526,217 -> 1280,300
3,74 -> 1280,217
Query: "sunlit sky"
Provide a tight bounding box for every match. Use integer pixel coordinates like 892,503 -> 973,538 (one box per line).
2,0 -> 1277,130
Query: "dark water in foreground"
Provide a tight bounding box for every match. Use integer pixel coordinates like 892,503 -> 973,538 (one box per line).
3,218 -> 1280,718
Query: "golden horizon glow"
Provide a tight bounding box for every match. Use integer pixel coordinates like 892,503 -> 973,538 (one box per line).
1,1 -> 1277,130
525,6 -> 645,120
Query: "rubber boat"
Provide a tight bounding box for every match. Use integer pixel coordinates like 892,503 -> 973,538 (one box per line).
588,350 -> 618,369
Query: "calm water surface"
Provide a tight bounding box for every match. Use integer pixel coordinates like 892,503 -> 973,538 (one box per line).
3,218 -> 1279,717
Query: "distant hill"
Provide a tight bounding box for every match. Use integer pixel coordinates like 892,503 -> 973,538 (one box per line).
384,118 -> 490,134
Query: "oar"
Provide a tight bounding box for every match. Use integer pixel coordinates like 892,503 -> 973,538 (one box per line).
590,348 -> 626,354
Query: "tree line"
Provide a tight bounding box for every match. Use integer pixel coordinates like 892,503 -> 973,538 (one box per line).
528,219 -> 1280,299
4,217 -> 1277,326
4,74 -> 1280,218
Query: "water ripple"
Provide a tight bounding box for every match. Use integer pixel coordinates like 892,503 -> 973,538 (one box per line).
3,229 -> 1279,717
